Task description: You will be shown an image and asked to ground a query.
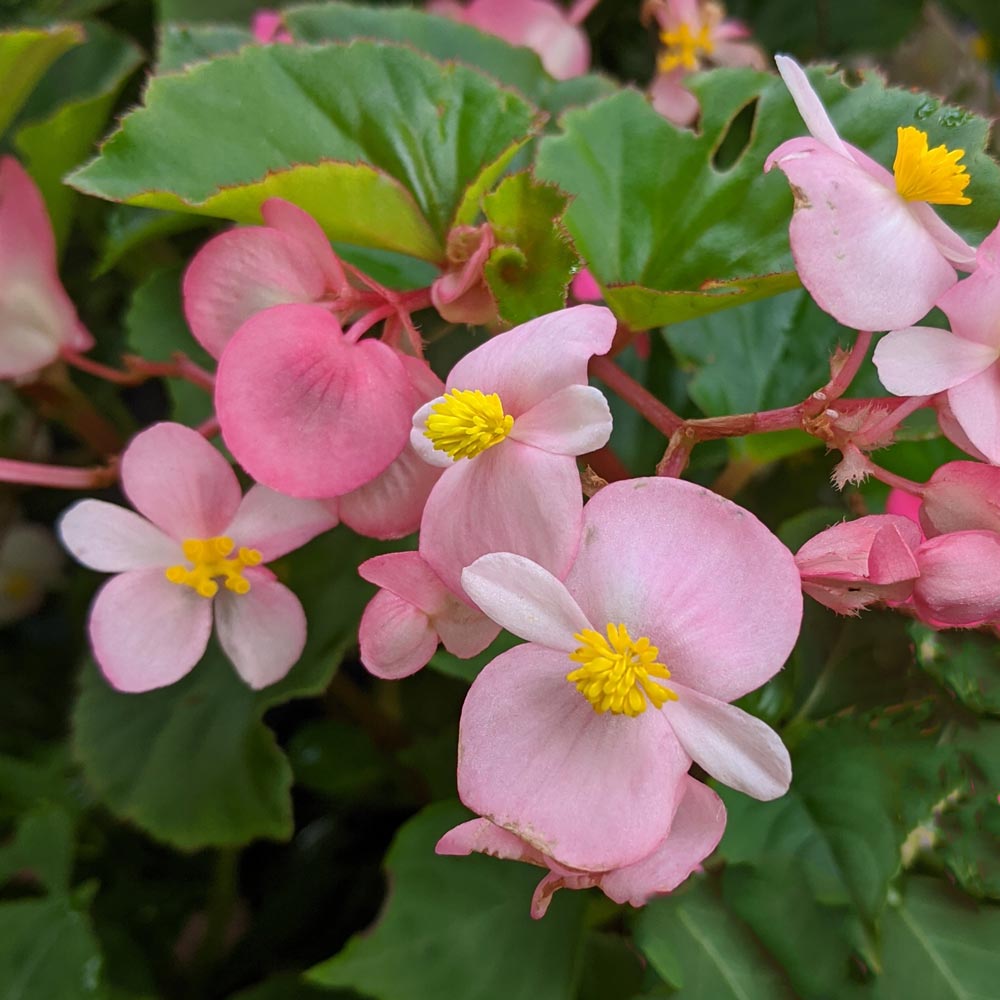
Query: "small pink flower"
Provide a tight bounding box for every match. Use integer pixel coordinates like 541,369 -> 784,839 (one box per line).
795,514 -> 921,614
912,530 -> 1000,627
765,56 -> 976,331
430,224 -> 498,326
456,477 -> 801,872
437,774 -> 725,918
920,461 -> 1000,537
251,9 -> 292,43
0,156 -> 92,380
58,423 -> 336,692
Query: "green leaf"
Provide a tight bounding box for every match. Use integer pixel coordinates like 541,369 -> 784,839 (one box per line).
156,23 -> 253,72
71,528 -> 382,850
482,172 -> 578,325
96,205 -> 208,276
13,22 -> 142,250
911,624 -> 1000,716
70,43 -> 543,261
308,801 -> 587,1000
0,805 -> 75,893
633,880 -> 794,998
0,24 -> 83,137
427,629 -> 521,684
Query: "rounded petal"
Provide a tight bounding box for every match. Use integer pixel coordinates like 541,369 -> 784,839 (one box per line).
410,398 -> 457,469
121,422 -> 242,541
667,685 -> 792,800
913,531 -> 1000,627
358,550 -> 452,614
509,384 -> 613,456
419,440 -> 583,596
436,818 -> 548,867
444,305 -> 616,416
565,478 -> 802,702
457,643 -> 690,871
434,604 -> 501,658
358,588 -> 439,679
650,71 -> 700,127
765,138 -> 956,330
260,198 -> 347,290
922,462 -> 1000,537
936,394 -> 990,462
216,304 -> 411,497
58,500 -> 180,572
89,568 -> 212,692
947,363 -> 1000,464
461,552 -> 591,650
182,226 -> 327,359
873,327 -> 997,396
937,260 -> 1000,349
224,484 -> 337,561
214,572 -> 306,688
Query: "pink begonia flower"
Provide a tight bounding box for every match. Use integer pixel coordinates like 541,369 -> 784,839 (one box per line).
428,0 -> 595,79
411,305 -> 616,597
216,302 -> 414,498
457,477 -> 801,872
874,226 -> 1000,464
912,530 -> 1000,627
794,514 -> 921,614
58,422 -> 336,692
430,224 -> 498,326
885,486 -> 924,527
765,56 -> 977,332
437,774 -> 724,918
0,156 -> 92,380
0,521 -> 62,627
183,199 -> 350,361
251,9 -> 292,43
358,551 -> 499,679
920,461 -> 1000,537
646,0 -> 765,127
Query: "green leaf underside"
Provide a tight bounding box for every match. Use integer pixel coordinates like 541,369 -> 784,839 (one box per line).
70,42 -> 543,261
308,802 -> 586,1000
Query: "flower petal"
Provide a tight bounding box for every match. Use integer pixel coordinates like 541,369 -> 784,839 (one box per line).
260,198 -> 347,290
947,363 -> 1000,464
461,552 -> 591,651
667,684 -> 791,800
214,571 -> 306,688
58,500 -> 180,572
650,71 -> 700,127
873,327 -> 998,396
358,588 -> 439,679
457,643 -> 690,871
937,256 -> 1000,349
509,384 -> 612,455
121,422 -> 242,541
774,56 -> 851,158
358,551 -> 451,614
921,461 -> 1000,537
223,484 -> 337,561
88,568 -> 212,692
913,531 -> 1000,627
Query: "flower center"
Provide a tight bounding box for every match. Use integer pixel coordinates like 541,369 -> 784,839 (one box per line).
424,388 -> 514,461
567,623 -> 677,717
164,536 -> 262,599
658,23 -> 714,73
893,126 -> 971,206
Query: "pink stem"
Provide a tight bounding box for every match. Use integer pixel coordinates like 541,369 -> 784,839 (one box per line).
345,304 -> 394,343
815,331 -> 873,408
589,355 -> 684,435
196,416 -> 220,439
62,350 -> 138,384
861,457 -> 925,495
0,456 -> 117,490
862,394 -> 932,442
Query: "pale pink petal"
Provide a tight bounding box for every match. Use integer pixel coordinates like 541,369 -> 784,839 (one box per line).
182,227 -> 327,359
121,422 -> 242,541
712,38 -> 766,70
509,385 -> 612,455
873,328 -> 997,396
909,201 -> 978,269
419,440 -> 583,596
358,588 -> 439,679
565,478 -> 802,702
457,643 -> 690,871
765,138 -> 957,330
431,224 -> 497,326
216,304 -> 412,497
461,552 -> 591,650
913,531 -> 1000,626
58,500 -> 180,572
434,603 -> 501,658
774,56 -> 850,158
921,462 -> 1000,537
89,568 -> 212,692
410,398 -> 457,469
436,818 -> 549,867
261,198 -> 347,291
223,484 -> 336,561
650,71 -> 700,127
947,363 -> 1000,464
936,394 -> 990,462
937,260 -> 1000,349
214,571 -> 306,688
358,551 -> 451,615
444,305 -> 616,416
667,685 -> 791,800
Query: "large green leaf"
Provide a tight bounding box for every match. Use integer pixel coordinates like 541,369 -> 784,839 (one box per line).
308,801 -> 587,1000
534,67 -> 1000,329
70,42 -> 542,262
71,528 -> 383,850
0,24 -> 83,137
911,624 -> 1000,716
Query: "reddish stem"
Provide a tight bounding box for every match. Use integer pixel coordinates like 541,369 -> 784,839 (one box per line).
860,457 -> 925,495
589,355 -> 684,435
0,456 -> 117,490
862,394 -> 932,442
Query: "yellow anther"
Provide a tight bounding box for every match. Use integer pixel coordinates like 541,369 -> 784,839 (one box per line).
893,126 -> 971,206
658,22 -> 714,73
164,535 -> 262,599
424,388 -> 514,461
567,623 -> 677,717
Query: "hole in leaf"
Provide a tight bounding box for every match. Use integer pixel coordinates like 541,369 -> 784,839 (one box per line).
711,99 -> 758,171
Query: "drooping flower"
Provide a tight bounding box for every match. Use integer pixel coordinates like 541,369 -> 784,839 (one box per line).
437,775 -> 725,918
873,224 -> 1000,464
411,305 -> 616,597
765,56 -> 977,331
58,422 -> 336,692
430,224 -> 498,326
0,519 -> 62,627
456,477 -> 801,872
0,156 -> 93,380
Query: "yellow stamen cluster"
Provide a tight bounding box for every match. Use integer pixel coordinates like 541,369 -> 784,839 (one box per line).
424,388 -> 514,461
658,22 -> 714,73
893,126 -> 971,206
567,623 -> 677,717
164,536 -> 262,598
